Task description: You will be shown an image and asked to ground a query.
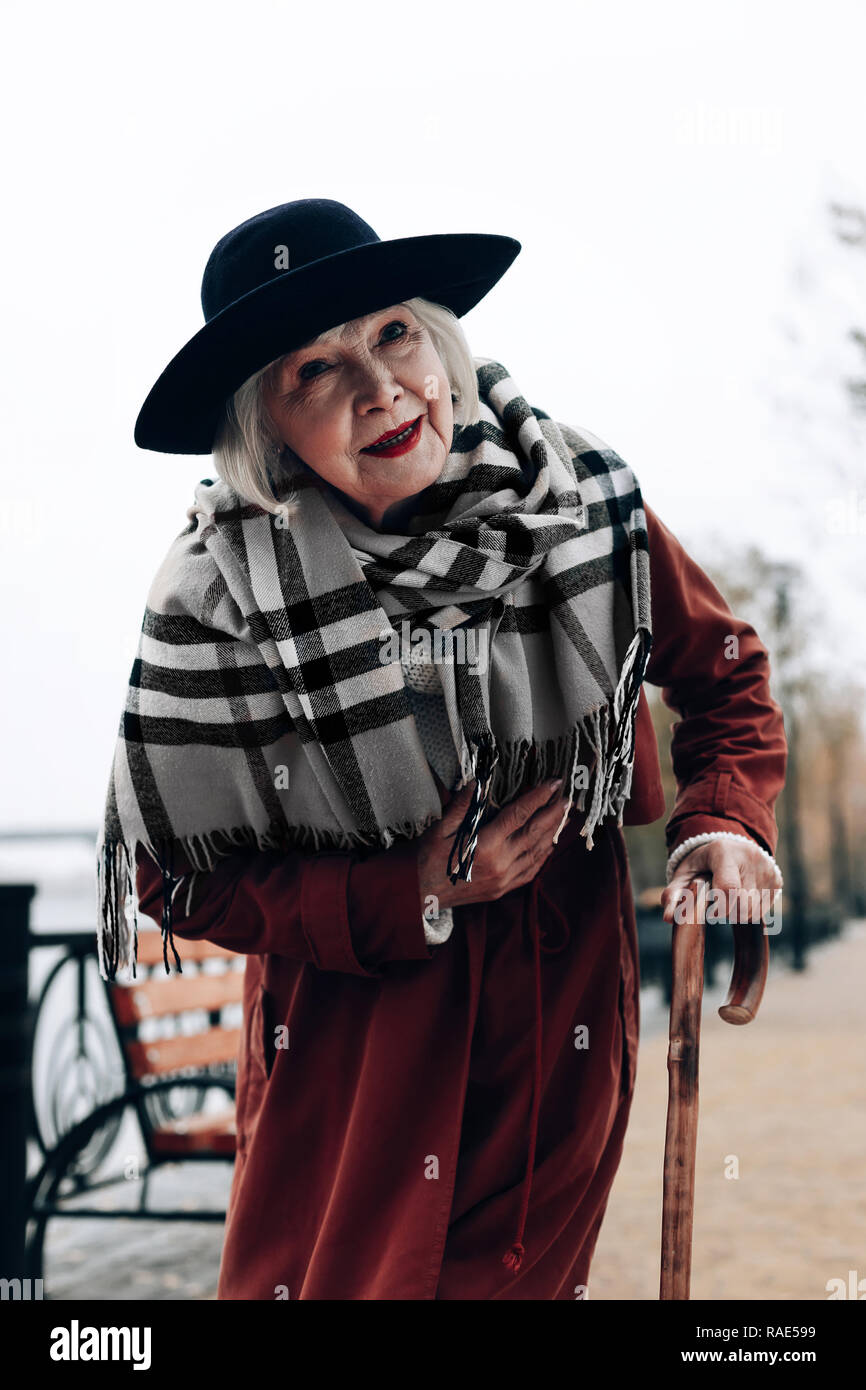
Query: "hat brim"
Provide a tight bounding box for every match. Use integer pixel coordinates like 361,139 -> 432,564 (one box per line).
134,232 -> 521,455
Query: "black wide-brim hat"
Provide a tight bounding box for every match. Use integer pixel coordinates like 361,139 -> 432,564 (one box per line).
134,197 -> 521,455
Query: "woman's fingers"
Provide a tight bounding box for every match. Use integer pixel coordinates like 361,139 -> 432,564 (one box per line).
502,793 -> 567,885
510,831 -> 559,883
662,841 -> 783,926
507,788 -> 566,853
498,779 -> 564,844
424,777 -> 568,906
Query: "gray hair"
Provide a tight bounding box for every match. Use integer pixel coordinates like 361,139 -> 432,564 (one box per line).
211,296 -> 481,518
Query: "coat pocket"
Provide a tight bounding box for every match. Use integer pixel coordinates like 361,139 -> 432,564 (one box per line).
616,961 -> 635,1099
610,829 -> 639,1100
258,983 -> 276,1082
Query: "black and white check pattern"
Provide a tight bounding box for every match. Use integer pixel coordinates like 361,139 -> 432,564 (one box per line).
97,358 -> 652,979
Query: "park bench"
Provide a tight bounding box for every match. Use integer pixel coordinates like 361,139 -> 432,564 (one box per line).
24,927 -> 243,1281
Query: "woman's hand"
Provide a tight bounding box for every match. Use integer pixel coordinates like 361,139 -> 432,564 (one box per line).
415,776 -> 569,913
660,837 -> 782,926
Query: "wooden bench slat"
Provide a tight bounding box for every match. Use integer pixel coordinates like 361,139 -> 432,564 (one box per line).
126,1027 -> 242,1079
134,931 -> 239,966
150,1106 -> 237,1157
111,972 -> 244,1025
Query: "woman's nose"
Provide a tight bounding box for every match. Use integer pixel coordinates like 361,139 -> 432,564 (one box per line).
355,367 -> 403,411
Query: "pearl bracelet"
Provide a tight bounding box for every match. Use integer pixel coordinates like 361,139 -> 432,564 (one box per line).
665,831 -> 784,888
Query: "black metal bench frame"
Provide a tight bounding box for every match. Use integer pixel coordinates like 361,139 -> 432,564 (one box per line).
23,929 -> 239,1283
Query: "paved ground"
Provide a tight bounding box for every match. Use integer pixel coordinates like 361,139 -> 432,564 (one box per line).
34,1149 -> 230,1301
590,921 -> 866,1301
32,924 -> 864,1301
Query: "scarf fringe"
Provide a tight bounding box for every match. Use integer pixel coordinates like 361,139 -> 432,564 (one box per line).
97,629 -> 651,980
444,626 -> 653,879
96,807 -> 447,982
447,729 -> 500,884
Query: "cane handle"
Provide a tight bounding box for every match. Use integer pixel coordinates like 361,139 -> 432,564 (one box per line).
718,921 -> 769,1025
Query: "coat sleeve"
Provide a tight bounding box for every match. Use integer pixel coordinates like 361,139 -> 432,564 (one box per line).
134,837 -> 434,978
642,502 -> 788,857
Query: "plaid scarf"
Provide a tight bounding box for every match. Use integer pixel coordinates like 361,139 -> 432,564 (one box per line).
97,357 -> 652,980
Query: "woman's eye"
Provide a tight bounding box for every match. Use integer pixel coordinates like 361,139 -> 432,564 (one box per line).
380,319 -> 409,341
298,360 -> 329,381
297,321 -> 415,382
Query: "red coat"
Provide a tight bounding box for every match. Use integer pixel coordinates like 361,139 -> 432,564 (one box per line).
135,502 -> 787,1299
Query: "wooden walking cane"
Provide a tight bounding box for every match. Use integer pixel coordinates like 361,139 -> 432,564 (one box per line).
659,872 -> 770,1300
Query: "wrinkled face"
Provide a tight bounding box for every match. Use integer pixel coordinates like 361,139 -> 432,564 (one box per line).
262,303 -> 454,529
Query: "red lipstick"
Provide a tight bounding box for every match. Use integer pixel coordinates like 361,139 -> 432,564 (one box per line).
361,415 -> 424,458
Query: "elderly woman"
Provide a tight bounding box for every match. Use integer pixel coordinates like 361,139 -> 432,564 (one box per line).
98,197 -> 787,1301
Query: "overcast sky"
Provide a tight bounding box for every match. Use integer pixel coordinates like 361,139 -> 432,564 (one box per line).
2,0 -> 864,832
